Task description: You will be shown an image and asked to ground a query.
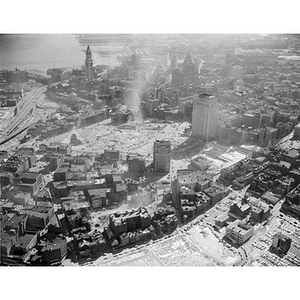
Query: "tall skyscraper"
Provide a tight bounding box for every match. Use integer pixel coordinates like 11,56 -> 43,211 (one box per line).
192,94 -> 219,141
85,45 -> 94,81
153,140 -> 171,173
170,53 -> 178,69
171,51 -> 198,86
182,52 -> 198,85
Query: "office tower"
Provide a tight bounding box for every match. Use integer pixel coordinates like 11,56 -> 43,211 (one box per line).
182,52 -> 198,85
85,45 -> 94,81
272,232 -> 291,254
171,51 -> 198,86
158,88 -> 165,103
153,140 -> 171,173
258,127 -> 267,146
192,94 -> 219,141
170,53 -> 177,69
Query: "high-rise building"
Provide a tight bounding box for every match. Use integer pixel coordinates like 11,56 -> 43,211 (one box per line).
182,52 -> 198,85
170,53 -> 177,69
192,93 -> 219,141
171,52 -> 198,86
153,140 -> 171,173
85,45 -> 94,81
272,232 -> 291,254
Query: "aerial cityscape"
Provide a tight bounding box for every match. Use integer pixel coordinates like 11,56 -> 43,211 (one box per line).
2,33 -> 300,267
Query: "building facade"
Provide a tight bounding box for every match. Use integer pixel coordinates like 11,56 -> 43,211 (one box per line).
192,93 -> 219,140
153,140 -> 171,173
40,237 -> 68,265
85,45 -> 95,81
272,232 -> 291,254
225,220 -> 254,245
128,154 -> 145,173
171,52 -> 198,86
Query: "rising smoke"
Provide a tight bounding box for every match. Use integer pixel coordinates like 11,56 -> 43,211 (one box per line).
131,88 -> 144,122
92,50 -> 121,68
123,60 -> 146,122
124,83 -> 144,122
198,58 -> 203,74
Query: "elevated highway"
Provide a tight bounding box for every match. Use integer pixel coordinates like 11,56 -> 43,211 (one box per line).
0,87 -> 46,145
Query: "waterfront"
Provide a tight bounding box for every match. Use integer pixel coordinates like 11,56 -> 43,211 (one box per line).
0,34 -> 122,72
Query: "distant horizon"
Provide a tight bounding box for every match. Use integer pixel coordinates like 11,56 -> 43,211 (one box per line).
0,34 -> 122,72
1,33 -> 299,70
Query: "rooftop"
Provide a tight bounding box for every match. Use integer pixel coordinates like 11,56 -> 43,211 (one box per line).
0,230 -> 14,246
88,189 -> 107,198
41,237 -> 66,252
20,172 -> 41,180
215,214 -> 229,222
5,214 -> 28,229
227,219 -> 253,234
273,232 -> 291,241
13,192 -> 30,198
15,234 -> 36,248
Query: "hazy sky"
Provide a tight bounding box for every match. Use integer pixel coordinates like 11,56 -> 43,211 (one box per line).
0,34 -> 85,71
0,34 -> 121,73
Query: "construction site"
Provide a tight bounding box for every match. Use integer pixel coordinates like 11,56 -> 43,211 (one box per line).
2,34 -> 300,271
3,81 -> 300,267
71,184 -> 300,267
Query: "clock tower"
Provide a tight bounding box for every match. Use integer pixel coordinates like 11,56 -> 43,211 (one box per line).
85,45 -> 94,81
